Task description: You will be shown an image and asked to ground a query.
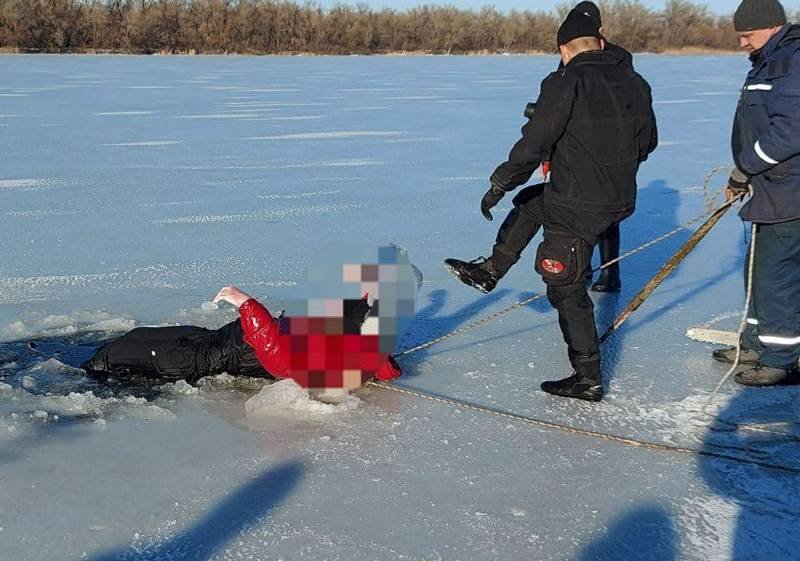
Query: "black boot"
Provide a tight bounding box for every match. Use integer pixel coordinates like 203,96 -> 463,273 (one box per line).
541,356 -> 603,402
591,268 -> 621,293
712,346 -> 760,366
444,256 -> 500,294
734,365 -> 800,387
591,224 -> 621,293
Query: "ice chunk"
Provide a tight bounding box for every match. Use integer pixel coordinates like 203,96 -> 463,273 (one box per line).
245,379 -> 361,418
29,358 -> 85,376
197,373 -> 270,393
0,311 -> 135,342
161,379 -> 199,396
31,410 -> 49,420
40,391 -> 109,417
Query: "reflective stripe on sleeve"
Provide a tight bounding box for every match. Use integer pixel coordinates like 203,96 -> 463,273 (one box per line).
755,140 -> 780,165
746,84 -> 773,91
758,334 -> 800,346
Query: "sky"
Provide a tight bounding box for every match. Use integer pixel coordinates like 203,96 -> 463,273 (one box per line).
315,1 -> 800,15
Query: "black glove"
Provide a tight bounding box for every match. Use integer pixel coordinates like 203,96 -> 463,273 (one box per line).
481,183 -> 507,221
727,167 -> 750,200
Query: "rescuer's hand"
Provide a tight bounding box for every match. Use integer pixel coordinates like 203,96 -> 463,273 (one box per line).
726,168 -> 750,202
481,184 -> 506,221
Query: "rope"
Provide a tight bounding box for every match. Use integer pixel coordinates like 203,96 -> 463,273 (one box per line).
378,173 -> 800,474
705,219 -> 757,413
701,165 -> 731,213
366,380 -> 800,475
394,196 -> 728,360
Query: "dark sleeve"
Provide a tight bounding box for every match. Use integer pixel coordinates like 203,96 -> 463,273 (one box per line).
638,77 -> 658,162
490,72 -> 576,191
647,106 -> 659,158
738,58 -> 800,175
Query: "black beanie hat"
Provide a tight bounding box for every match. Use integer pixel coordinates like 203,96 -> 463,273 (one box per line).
734,0 -> 787,32
574,1 -> 602,28
557,9 -> 602,47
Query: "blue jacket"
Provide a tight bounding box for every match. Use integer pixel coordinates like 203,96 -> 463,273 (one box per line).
733,24 -> 800,223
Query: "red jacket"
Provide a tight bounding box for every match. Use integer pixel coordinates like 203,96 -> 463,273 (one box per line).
238,298 -> 402,390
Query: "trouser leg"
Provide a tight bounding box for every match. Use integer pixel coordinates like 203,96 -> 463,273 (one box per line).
84,326 -> 205,380
597,222 -> 621,276
547,282 -> 601,377
537,228 -> 600,380
743,221 -> 800,369
490,185 -> 546,276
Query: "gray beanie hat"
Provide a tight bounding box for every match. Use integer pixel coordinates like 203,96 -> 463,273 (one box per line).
734,0 -> 787,32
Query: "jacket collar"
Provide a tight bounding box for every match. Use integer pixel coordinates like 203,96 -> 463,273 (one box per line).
566,48 -> 621,68
750,24 -> 792,66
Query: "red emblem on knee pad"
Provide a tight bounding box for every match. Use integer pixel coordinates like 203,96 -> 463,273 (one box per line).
540,258 -> 565,274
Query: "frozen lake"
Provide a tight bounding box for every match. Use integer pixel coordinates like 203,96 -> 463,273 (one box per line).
1,54 -> 799,561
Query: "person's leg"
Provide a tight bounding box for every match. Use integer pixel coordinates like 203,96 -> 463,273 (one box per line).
740,227 -> 766,355
591,222 -> 622,292
83,326 -> 205,380
490,184 -> 547,275
736,220 -> 800,385
534,228 -> 603,401
445,185 -> 545,293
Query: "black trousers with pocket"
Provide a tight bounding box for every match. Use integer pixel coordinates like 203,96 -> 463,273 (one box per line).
489,185 -> 600,377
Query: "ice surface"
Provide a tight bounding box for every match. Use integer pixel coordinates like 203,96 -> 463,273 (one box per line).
1,54 -> 799,561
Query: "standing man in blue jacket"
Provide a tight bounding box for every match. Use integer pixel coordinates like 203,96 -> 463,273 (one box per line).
713,0 -> 800,386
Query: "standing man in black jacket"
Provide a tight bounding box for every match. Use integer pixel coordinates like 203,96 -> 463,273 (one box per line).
445,11 -> 657,401
569,1 -> 631,292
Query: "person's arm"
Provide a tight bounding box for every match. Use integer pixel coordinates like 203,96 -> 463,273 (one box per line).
647,105 -> 659,158
214,286 -> 287,375
737,65 -> 800,175
641,82 -> 658,161
490,72 -> 576,192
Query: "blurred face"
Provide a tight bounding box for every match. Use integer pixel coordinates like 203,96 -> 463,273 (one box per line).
737,27 -> 783,54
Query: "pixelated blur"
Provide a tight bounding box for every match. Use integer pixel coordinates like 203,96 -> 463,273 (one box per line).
278,244 -> 422,392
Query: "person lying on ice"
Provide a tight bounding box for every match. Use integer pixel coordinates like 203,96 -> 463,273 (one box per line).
83,245 -> 421,392
82,286 -> 402,392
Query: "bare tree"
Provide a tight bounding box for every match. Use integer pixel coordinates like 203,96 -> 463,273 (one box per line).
0,0 -> 757,55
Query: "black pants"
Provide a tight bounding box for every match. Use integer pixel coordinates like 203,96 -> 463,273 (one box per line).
490,186 -> 600,377
595,222 -> 620,276
83,321 -> 270,382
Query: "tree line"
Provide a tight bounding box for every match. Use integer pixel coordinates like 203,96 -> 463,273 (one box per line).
0,0 -> 797,55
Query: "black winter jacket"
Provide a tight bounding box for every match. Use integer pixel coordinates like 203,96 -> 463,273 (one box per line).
491,48 -> 657,236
